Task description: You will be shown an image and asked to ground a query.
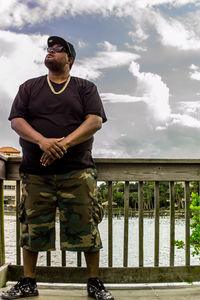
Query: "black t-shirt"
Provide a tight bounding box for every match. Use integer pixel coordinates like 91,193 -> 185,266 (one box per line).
9,75 -> 107,174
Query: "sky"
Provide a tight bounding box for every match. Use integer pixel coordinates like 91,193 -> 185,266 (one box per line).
1,0 -> 200,158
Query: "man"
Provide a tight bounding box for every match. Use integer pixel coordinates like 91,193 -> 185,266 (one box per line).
1,36 -> 114,300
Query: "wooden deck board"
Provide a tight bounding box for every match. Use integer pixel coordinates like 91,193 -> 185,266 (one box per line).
1,285 -> 200,299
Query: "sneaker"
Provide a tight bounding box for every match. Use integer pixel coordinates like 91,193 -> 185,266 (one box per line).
1,277 -> 39,299
87,278 -> 114,300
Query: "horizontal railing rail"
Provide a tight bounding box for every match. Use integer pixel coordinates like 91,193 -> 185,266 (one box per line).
1,157 -> 200,284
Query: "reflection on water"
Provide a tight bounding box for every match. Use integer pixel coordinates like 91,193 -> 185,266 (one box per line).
4,215 -> 200,267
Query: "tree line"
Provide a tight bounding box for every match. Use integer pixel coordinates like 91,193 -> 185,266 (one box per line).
97,181 -> 200,209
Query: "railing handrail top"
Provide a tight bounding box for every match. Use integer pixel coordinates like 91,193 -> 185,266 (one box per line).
94,158 -> 200,164
2,156 -> 200,164
0,154 -> 8,161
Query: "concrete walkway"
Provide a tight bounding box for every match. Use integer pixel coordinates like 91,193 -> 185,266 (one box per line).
1,284 -> 200,299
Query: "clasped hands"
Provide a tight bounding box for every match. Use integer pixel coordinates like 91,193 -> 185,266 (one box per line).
39,137 -> 68,167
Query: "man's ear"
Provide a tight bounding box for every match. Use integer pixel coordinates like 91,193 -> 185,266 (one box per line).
68,57 -> 73,64
68,57 -> 74,69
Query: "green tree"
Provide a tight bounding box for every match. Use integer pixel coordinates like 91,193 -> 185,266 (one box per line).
159,182 -> 169,208
143,182 -> 154,209
190,182 -> 199,194
175,192 -> 200,258
174,183 -> 184,210
97,182 -> 107,203
113,190 -> 124,207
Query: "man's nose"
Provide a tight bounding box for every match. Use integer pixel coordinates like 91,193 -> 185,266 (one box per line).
47,47 -> 55,53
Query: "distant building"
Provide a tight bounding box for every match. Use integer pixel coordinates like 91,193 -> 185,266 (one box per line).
4,181 -> 16,207
0,146 -> 20,157
0,147 -> 21,208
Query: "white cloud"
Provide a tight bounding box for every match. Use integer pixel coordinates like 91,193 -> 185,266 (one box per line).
0,30 -> 47,99
128,27 -> 149,43
149,11 -> 200,50
0,1 -> 197,29
179,101 -> 200,114
71,47 -> 139,80
171,0 -> 197,6
0,1 -> 44,28
101,93 -> 145,103
101,92 -> 200,129
77,41 -> 87,48
189,64 -> 199,70
1,1 -> 200,53
190,70 -> 200,81
125,43 -> 147,52
0,0 -> 134,28
0,31 -> 139,98
170,113 -> 200,128
97,41 -> 117,51
136,3 -> 200,51
101,60 -> 200,131
129,61 -> 171,121
156,126 -> 167,131
125,25 -> 149,52
135,0 -> 197,8
94,146 -> 130,158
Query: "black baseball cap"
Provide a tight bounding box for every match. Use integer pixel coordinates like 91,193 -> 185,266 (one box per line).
47,36 -> 76,59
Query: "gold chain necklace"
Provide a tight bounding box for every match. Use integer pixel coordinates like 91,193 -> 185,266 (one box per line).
47,75 -> 71,95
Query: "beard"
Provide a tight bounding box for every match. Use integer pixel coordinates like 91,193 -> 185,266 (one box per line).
44,57 -> 64,72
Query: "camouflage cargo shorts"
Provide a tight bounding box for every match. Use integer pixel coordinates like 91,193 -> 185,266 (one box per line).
19,168 -> 104,252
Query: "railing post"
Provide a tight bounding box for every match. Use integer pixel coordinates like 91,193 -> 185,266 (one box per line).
138,181 -> 144,267
154,181 -> 160,267
107,181 -> 113,267
77,252 -> 82,267
16,180 -> 21,265
169,181 -> 175,266
61,250 -> 66,266
0,179 -> 5,266
123,181 -> 129,267
46,252 -> 51,266
185,181 -> 190,266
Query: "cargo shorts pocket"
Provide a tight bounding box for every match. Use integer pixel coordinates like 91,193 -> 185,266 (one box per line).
93,199 -> 104,224
86,168 -> 104,224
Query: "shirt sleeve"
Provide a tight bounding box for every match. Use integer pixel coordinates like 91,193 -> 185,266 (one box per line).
8,82 -> 30,121
81,82 -> 107,123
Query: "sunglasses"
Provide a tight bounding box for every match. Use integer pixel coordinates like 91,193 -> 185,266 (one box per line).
47,46 -> 66,53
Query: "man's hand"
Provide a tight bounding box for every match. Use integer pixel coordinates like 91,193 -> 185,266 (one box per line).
40,156 -> 55,167
10,118 -> 68,167
40,114 -> 102,167
40,138 -> 68,167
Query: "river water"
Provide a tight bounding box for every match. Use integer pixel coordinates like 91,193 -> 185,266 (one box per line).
4,215 -> 200,267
